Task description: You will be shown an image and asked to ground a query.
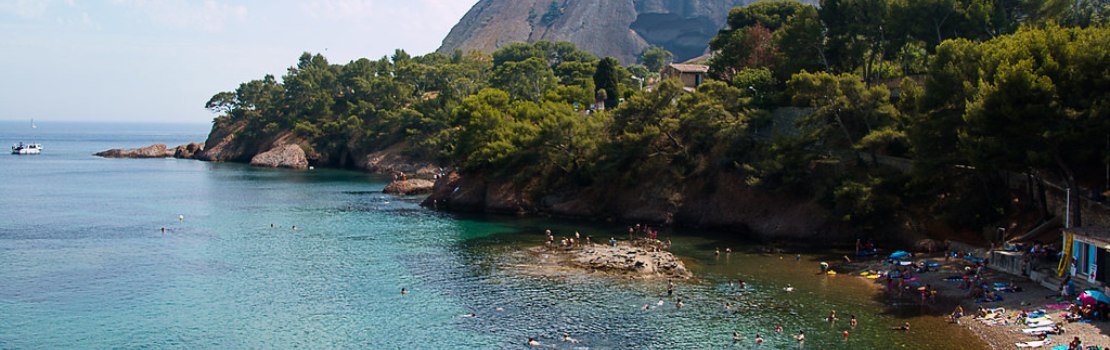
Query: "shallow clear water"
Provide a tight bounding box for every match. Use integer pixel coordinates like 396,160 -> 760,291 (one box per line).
0,121 -> 986,349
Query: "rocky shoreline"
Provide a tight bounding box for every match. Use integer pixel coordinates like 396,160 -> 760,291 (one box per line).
382,179 -> 436,195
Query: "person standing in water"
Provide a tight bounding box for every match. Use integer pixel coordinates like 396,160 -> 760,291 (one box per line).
401,288 -> 407,297
849,315 -> 858,328
667,279 -> 674,296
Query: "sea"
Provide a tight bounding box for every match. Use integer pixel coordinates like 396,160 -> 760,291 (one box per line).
0,121 -> 986,349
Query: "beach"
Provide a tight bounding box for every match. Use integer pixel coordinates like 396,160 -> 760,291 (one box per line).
846,251 -> 1110,350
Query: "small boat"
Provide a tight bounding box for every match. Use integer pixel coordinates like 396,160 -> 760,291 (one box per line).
11,142 -> 42,155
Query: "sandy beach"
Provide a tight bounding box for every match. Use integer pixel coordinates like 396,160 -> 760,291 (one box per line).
846,252 -> 1110,350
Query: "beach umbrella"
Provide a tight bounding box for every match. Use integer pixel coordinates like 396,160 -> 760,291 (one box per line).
1080,290 -> 1110,305
888,251 -> 909,260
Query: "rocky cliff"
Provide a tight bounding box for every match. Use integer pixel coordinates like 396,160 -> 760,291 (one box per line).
438,0 -> 755,63
422,170 -> 837,242
193,119 -> 440,175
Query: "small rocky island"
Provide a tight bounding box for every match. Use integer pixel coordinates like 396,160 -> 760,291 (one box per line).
525,238 -> 692,279
95,143 -> 204,159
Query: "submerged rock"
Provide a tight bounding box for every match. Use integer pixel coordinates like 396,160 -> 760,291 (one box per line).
249,144 -> 308,169
383,179 -> 436,195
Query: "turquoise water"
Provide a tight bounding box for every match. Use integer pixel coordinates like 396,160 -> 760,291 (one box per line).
0,121 -> 986,349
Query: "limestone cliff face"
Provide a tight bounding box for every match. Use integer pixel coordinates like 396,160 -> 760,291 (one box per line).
439,0 -> 756,63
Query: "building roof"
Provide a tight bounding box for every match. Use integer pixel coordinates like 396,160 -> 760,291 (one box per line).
668,64 -> 710,73
1069,227 -> 1110,247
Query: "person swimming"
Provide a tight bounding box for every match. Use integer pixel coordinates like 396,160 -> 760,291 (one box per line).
892,322 -> 910,331
527,337 -> 540,347
676,298 -> 684,309
827,310 -> 838,323
732,331 -> 744,342
784,284 -> 795,292
775,323 -> 783,333
754,334 -> 764,345
850,315 -> 858,328
401,288 -> 407,297
561,333 -> 579,343
725,302 -> 732,312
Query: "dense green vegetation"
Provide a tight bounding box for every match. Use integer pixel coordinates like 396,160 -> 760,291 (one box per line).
207,0 -> 1110,237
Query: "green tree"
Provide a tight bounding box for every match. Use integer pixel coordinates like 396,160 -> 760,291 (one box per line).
490,57 -> 558,102
593,57 -> 622,109
773,4 -> 828,77
639,46 -> 674,72
452,88 -> 540,171
788,71 -> 899,150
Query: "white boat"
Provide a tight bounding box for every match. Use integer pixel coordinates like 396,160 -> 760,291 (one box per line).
11,142 -> 42,155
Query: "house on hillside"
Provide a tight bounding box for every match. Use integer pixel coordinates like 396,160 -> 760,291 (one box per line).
661,64 -> 709,91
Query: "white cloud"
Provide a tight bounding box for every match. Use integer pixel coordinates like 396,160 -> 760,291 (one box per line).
111,0 -> 248,32
51,11 -> 101,30
0,0 -> 52,18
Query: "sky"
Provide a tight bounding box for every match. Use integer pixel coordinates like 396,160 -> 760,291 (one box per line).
0,0 -> 479,124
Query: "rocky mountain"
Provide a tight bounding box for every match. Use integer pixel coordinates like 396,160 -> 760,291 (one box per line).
438,0 -> 756,64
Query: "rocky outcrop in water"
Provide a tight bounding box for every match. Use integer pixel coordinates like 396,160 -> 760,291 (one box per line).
522,239 -> 691,279
568,243 -> 691,279
95,144 -> 169,158
172,142 -> 204,159
249,144 -> 309,169
96,143 -> 204,159
383,179 -> 436,195
439,0 -> 817,63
